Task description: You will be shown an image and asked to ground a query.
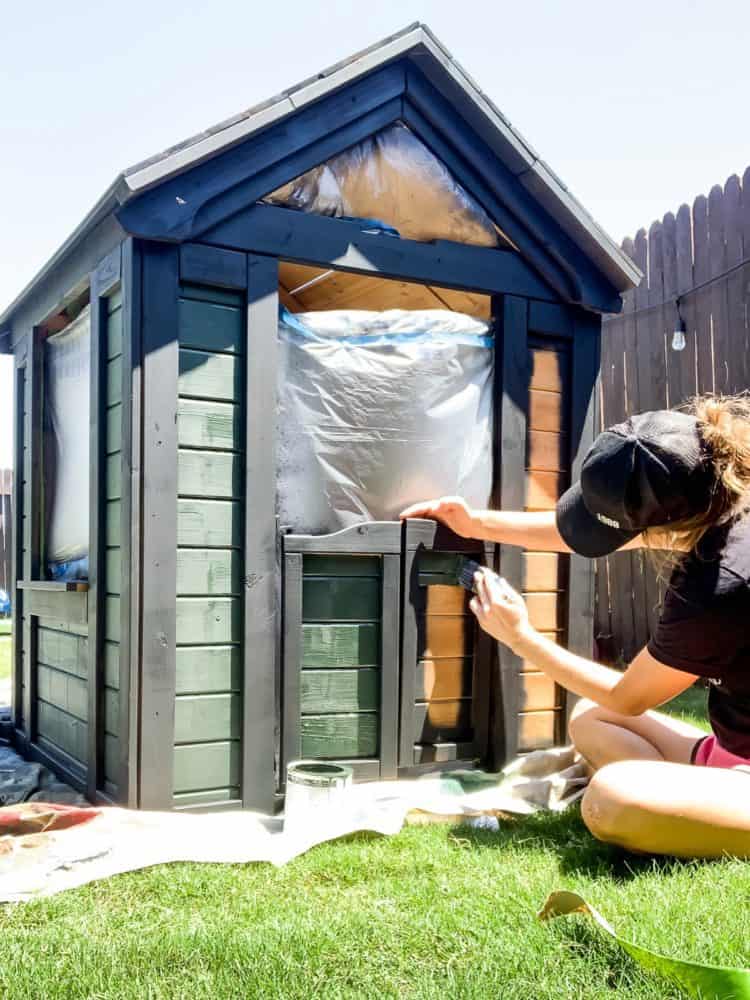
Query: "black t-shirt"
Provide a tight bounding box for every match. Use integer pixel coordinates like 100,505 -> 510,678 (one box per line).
647,509 -> 750,757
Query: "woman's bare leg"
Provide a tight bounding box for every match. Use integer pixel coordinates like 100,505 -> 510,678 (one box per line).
582,760 -> 750,858
568,698 -> 705,770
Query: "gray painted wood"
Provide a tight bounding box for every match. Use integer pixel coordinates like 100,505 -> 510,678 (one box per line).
87,273 -> 105,801
493,295 -> 529,765
179,244 -> 247,291
139,243 -> 179,810
26,588 -> 88,624
11,358 -> 25,733
242,254 -> 278,811
564,311 -> 601,733
120,237 -> 141,805
285,522 -> 403,554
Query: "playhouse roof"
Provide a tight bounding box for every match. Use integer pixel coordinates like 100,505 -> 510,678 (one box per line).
0,23 -> 641,332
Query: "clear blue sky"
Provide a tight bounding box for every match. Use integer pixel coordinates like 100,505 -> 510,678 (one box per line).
2,0 -> 750,468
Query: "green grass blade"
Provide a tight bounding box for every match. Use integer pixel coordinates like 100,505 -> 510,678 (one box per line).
540,890 -> 750,999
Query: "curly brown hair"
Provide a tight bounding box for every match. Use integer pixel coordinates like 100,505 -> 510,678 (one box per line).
642,393 -> 750,570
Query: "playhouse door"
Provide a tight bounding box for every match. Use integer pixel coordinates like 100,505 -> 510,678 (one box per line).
280,520 -> 495,784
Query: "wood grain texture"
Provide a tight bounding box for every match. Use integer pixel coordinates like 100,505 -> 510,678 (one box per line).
177,398 -> 241,450
177,499 -> 242,548
178,449 -> 241,499
528,389 -> 563,432
302,623 -> 379,668
300,668 -> 379,714
518,672 -> 560,712
178,348 -> 241,401
420,615 -> 472,659
176,548 -> 241,596
522,552 -> 562,592
415,657 -> 472,701
300,713 -> 378,759
518,710 -> 557,751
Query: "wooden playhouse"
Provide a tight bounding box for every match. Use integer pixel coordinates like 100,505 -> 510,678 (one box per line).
0,25 -> 639,811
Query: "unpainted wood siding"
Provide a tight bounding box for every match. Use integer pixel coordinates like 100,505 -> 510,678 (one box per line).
103,291 -> 123,789
300,555 -> 382,759
173,285 -> 244,808
414,576 -> 474,749
520,342 -> 570,750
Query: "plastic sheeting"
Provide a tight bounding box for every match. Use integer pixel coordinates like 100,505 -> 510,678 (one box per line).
277,307 -> 494,534
263,121 -> 504,248
43,308 -> 90,580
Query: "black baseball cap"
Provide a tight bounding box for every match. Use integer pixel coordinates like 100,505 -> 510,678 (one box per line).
555,410 -> 715,558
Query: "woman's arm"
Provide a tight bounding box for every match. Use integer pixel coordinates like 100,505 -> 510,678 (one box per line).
471,572 -> 696,714
400,497 -> 644,554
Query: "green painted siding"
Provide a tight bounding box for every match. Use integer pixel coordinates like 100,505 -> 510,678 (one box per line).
174,286 -> 244,807
103,292 -> 123,788
300,556 -> 382,761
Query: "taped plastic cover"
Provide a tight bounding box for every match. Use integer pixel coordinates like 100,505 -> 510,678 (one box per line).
263,121 -> 505,248
43,308 -> 90,579
277,308 -> 494,534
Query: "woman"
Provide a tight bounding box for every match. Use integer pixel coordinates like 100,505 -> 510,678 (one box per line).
402,396 -> 750,858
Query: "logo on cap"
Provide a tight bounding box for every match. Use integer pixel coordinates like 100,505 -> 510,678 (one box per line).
595,512 -> 621,529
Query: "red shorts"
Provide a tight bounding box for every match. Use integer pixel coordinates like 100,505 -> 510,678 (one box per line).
691,734 -> 750,769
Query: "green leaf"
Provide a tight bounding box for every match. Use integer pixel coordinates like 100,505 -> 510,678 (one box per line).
539,890 -> 750,999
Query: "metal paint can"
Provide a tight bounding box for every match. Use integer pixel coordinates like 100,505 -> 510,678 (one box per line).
284,760 -> 353,831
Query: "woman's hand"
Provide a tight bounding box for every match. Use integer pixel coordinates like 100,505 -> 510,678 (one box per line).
470,570 -> 533,652
399,496 -> 476,538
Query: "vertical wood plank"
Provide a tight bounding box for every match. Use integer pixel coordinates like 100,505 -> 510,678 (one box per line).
379,553 -> 400,778
692,195 -> 713,395
493,295 -> 528,764
282,551 -> 303,769
120,238 -> 140,806
723,176 -> 747,395
22,328 -> 43,747
565,310 -> 600,730
139,243 -> 179,810
708,184 -> 730,395
674,204 -> 697,406
242,253 -> 277,811
11,358 -> 25,735
86,273 -> 106,801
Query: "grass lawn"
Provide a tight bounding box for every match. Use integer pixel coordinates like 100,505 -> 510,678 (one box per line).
1,687 -> 745,999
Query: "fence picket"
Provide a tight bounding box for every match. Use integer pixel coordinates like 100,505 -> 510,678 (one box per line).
597,167 -> 750,660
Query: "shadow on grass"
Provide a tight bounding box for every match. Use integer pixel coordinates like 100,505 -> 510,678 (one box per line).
451,807 -> 704,882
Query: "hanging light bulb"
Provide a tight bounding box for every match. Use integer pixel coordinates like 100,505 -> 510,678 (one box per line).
672,298 -> 686,352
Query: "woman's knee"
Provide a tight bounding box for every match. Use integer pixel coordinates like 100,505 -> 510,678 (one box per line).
567,697 -> 598,743
581,761 -> 644,846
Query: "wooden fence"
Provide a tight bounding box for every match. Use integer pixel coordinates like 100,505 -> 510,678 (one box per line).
596,167 -> 750,664
0,469 -> 11,604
